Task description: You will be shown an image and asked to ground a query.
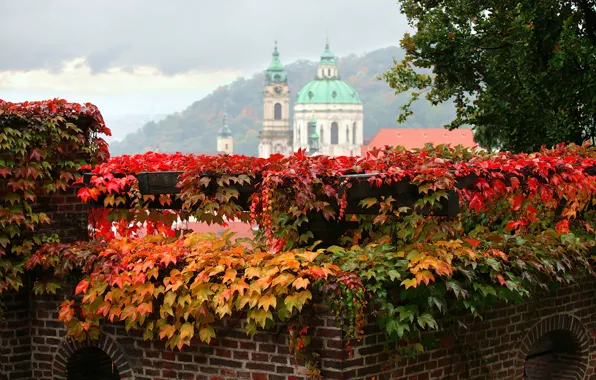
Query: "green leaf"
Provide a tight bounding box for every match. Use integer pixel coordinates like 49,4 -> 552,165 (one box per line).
417,313 -> 438,330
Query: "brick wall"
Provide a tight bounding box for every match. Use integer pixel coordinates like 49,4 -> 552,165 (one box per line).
2,278 -> 595,380
0,159 -> 89,379
32,182 -> 89,243
2,168 -> 596,379
0,290 -> 31,380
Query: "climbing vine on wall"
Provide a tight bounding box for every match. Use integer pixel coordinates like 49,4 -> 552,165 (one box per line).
0,99 -> 109,292
3,99 -> 596,376
22,140 -> 596,371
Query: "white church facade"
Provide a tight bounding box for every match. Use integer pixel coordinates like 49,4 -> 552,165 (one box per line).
258,41 -> 364,158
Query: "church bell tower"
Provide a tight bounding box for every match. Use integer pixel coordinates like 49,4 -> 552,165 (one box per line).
258,41 -> 292,158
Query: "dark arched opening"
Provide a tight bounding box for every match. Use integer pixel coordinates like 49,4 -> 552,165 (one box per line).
274,103 -> 282,120
524,329 -> 587,379
331,122 -> 339,144
67,347 -> 120,380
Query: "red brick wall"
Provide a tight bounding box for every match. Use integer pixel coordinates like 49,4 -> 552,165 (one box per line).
32,182 -> 89,243
2,183 -> 596,379
2,278 -> 595,380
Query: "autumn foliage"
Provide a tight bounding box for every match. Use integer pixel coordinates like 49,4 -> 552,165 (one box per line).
3,100 -> 596,372
0,99 -> 109,291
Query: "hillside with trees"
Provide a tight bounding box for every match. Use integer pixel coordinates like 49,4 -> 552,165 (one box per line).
109,46 -> 457,156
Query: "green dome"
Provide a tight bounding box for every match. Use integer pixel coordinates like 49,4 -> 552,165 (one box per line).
296,79 -> 362,104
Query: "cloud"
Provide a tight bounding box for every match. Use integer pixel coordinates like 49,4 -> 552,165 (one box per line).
0,0 -> 408,75
0,58 -> 242,95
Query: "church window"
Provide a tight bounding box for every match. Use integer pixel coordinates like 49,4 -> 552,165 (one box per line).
308,91 -> 314,99
332,91 -> 337,99
225,144 -> 229,150
274,103 -> 282,120
331,122 -> 339,144
274,74 -> 281,81
346,125 -> 350,143
327,69 -> 331,77
353,122 -> 357,144
320,126 -> 324,144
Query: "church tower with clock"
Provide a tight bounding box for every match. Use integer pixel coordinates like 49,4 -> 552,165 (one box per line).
258,42 -> 292,158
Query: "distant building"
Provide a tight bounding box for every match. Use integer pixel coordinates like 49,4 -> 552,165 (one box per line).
258,41 -> 292,158
293,41 -> 363,157
363,128 -> 476,153
217,113 -> 234,154
258,41 -> 364,158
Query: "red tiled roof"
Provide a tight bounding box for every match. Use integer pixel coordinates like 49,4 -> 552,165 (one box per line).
364,128 -> 476,151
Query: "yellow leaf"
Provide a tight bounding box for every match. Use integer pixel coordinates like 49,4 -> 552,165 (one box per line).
257,294 -> 277,311
401,278 -> 417,289
271,273 -> 295,288
285,290 -> 312,312
245,267 -> 261,279
297,251 -> 320,263
179,322 -> 195,341
249,309 -> 273,328
292,278 -> 310,290
199,326 -> 216,344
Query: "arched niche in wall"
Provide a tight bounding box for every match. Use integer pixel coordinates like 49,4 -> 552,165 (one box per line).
516,314 -> 590,379
52,335 -> 134,380
274,103 -> 282,120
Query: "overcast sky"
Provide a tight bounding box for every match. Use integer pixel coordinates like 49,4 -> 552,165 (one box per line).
0,0 -> 409,117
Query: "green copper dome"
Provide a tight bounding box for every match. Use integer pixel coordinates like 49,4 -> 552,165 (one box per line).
295,41 -> 361,105
266,41 -> 287,83
296,80 -> 362,104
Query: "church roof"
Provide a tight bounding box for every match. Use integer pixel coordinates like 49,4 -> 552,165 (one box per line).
320,41 -> 336,64
295,41 -> 362,105
218,114 -> 233,138
266,41 -> 287,83
296,79 -> 362,104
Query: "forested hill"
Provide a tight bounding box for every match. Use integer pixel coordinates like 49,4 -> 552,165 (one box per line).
109,46 -> 457,156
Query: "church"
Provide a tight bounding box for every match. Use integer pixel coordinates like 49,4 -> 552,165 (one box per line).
258,41 -> 364,158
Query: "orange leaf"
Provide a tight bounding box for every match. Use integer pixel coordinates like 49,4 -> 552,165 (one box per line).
496,274 -> 507,286
159,324 -> 176,339
75,279 -> 89,295
222,269 -> 237,284
58,301 -> 75,322
137,302 -> 153,315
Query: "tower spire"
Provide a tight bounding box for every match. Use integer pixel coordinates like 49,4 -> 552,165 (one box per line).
265,40 -> 287,84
